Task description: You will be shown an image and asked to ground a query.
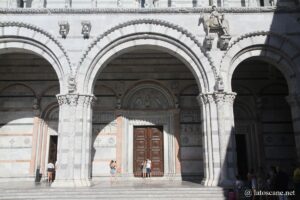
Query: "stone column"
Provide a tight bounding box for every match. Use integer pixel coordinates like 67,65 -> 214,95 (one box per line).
286,94 -> 300,163
197,93 -> 221,186
198,92 -> 237,187
214,92 -> 237,187
52,94 -> 95,187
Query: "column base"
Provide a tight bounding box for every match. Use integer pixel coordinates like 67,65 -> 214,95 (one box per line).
51,179 -> 92,187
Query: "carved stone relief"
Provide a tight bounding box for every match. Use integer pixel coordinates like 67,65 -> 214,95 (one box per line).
127,88 -> 168,109
122,83 -> 175,110
81,20 -> 91,39
198,6 -> 231,51
58,21 -> 69,39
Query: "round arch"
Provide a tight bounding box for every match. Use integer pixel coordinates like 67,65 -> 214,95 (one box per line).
0,82 -> 37,98
76,19 -> 217,94
0,22 -> 72,93
220,32 -> 300,94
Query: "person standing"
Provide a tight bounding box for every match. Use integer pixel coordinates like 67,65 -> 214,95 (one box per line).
141,160 -> 147,178
109,160 -> 117,183
146,159 -> 151,178
47,161 -> 55,184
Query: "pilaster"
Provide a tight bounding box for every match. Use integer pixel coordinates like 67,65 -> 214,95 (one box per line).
52,93 -> 95,187
286,94 -> 300,163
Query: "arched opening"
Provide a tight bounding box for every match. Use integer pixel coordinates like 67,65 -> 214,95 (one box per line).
232,59 -> 297,180
91,48 -> 203,181
0,52 -> 60,180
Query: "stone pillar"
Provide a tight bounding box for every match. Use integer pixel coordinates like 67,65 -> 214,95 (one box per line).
52,94 -> 95,187
198,92 -> 237,187
197,93 -> 221,186
286,94 -> 300,164
214,92 -> 237,187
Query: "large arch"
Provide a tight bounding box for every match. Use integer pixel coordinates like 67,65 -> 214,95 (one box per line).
0,22 -> 72,93
76,19 -> 217,94
220,31 -> 300,94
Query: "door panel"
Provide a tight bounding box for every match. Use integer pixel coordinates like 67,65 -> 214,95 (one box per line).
133,126 -> 164,177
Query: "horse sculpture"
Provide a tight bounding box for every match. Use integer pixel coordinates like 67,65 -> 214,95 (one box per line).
198,6 -> 230,36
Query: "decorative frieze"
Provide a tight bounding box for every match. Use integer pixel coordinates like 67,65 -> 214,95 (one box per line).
1,7 -> 299,14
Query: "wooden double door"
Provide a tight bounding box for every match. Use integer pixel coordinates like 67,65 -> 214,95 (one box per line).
133,126 -> 164,177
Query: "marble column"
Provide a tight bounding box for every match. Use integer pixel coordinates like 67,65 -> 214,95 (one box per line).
214,92 -> 237,187
197,91 -> 237,187
286,94 -> 300,164
52,93 -> 95,187
197,93 -> 221,186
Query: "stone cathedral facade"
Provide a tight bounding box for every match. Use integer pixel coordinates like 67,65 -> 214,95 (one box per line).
0,0 -> 299,187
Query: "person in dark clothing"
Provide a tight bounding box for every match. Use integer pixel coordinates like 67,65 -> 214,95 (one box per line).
275,167 -> 289,200
267,166 -> 277,191
275,167 -> 289,191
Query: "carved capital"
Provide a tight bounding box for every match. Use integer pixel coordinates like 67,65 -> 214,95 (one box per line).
57,95 -> 68,106
198,92 -> 236,106
56,94 -> 95,107
223,92 -> 237,105
67,94 -> 79,106
214,92 -> 236,105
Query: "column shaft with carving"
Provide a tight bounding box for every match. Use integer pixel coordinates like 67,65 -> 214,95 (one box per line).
53,94 -> 95,187
286,94 -> 300,163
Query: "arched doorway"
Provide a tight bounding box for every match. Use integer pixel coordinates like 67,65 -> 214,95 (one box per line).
0,52 -> 60,180
232,59 -> 297,178
90,49 -> 204,180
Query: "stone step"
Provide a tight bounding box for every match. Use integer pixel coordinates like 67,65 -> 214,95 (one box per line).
0,188 -> 227,200
1,188 -> 225,193
1,195 -> 225,200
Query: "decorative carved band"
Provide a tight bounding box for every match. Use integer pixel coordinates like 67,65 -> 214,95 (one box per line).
0,7 -> 298,14
197,92 -> 236,105
56,94 -> 96,106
